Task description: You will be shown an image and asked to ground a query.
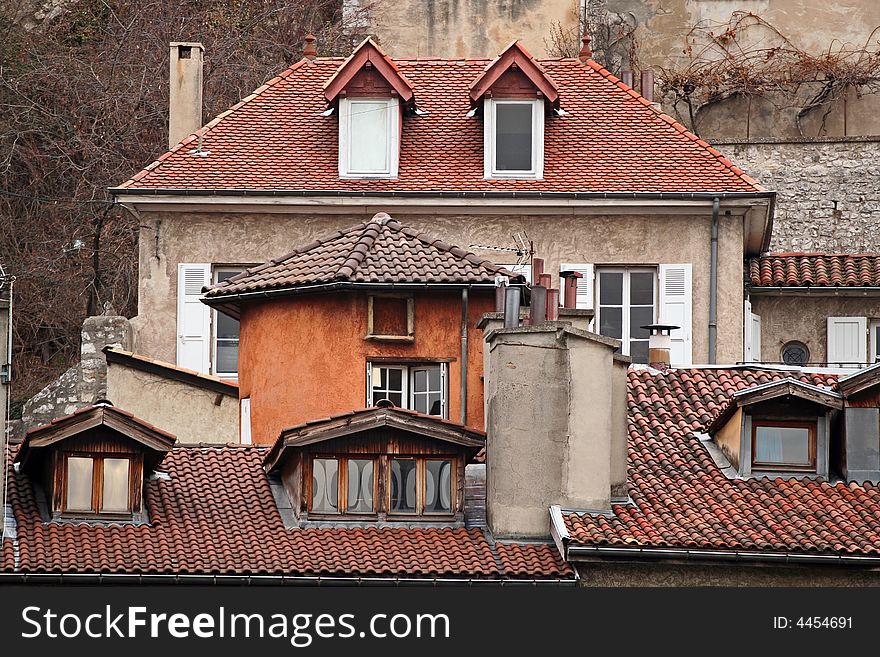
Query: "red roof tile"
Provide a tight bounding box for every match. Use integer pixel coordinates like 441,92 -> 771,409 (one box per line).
205,213 -> 522,300
563,367 -> 880,556
115,57 -> 762,194
2,445 -> 572,580
748,253 -> 880,288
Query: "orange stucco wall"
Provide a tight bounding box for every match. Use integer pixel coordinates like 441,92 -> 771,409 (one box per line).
238,289 -> 495,445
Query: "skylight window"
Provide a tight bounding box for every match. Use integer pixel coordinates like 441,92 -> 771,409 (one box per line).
484,98 -> 544,179
339,97 -> 399,178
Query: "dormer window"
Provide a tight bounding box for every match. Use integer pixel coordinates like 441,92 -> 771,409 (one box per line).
751,420 -> 817,472
484,99 -> 543,178
64,454 -> 134,515
339,97 -> 400,178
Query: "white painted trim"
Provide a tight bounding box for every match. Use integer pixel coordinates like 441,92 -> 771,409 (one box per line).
338,97 -> 399,179
483,98 -> 544,179
240,397 -> 252,445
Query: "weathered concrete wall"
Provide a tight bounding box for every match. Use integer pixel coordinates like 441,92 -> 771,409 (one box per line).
720,139 -> 880,252
106,364 -> 237,445
345,0 -> 580,57
239,289 -> 494,445
577,561 -> 880,586
21,311 -> 132,431
485,324 -> 625,538
750,294 -> 880,364
135,209 -> 746,367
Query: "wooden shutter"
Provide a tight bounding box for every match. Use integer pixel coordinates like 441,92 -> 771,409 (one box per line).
176,263 -> 211,373
659,264 -> 693,365
560,263 -> 594,310
827,316 -> 867,367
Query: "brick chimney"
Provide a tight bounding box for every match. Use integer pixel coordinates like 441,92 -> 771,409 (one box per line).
484,323 -> 629,538
169,42 -> 204,148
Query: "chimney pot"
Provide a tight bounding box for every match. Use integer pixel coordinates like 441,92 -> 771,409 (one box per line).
560,270 -> 583,309
532,257 -> 544,282
303,33 -> 317,60
530,286 -> 547,325
640,70 -> 655,103
546,289 -> 560,320
621,70 -> 634,88
578,31 -> 593,63
644,323 -> 678,368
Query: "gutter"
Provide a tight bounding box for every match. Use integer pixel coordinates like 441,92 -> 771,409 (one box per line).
747,285 -> 880,296
708,196 -> 719,364
460,288 -> 468,425
0,572 -> 577,587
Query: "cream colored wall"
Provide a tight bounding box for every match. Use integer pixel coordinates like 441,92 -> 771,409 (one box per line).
751,295 -> 880,364
106,363 -> 239,444
358,0 -> 580,58
714,406 -> 743,470
135,209 -> 745,366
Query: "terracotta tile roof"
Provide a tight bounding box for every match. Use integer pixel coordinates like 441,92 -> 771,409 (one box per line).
563,367 -> 880,557
115,56 -> 762,194
1,445 -> 573,580
204,212 -> 522,298
747,253 -> 880,288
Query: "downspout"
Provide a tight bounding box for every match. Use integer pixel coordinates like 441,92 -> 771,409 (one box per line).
708,197 -> 720,364
460,288 -> 469,424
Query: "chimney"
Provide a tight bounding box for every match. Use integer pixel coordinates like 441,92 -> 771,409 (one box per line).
644,323 -> 677,369
621,70 -> 634,88
169,42 -> 204,148
640,70 -> 654,103
560,270 -> 583,309
303,33 -> 317,60
578,31 -> 592,63
484,323 -> 629,538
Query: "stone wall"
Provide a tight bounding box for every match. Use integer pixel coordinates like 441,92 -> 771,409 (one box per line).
719,138 -> 880,253
21,308 -> 132,433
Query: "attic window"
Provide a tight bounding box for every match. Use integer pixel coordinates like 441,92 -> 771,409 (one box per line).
366,294 -> 413,341
339,97 -> 400,178
484,99 -> 543,179
752,420 -> 816,472
63,454 -> 133,515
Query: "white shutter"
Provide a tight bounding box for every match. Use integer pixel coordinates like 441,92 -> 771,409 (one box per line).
440,363 -> 448,419
176,263 -> 211,373
366,362 -> 374,406
240,397 -> 252,445
560,263 -> 594,310
659,264 -> 693,365
827,317 -> 867,367
499,263 -> 532,283
744,300 -> 762,362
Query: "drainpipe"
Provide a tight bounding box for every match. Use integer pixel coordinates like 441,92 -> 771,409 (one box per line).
708,196 -> 720,364
460,288 -> 469,425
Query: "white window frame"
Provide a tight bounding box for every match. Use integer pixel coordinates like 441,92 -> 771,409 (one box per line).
871,319 -> 880,365
338,97 -> 400,179
211,267 -> 243,379
484,98 -> 544,180
595,267 -> 657,361
366,362 -> 448,418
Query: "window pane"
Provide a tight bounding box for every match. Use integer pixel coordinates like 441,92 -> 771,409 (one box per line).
413,369 -> 427,393
387,368 -> 402,390
347,459 -> 374,513
101,458 -> 130,513
599,307 -> 622,339
425,460 -> 452,514
599,272 -> 623,305
311,458 -> 339,513
495,103 -> 533,171
66,457 -> 94,512
755,427 -> 812,466
630,272 -> 654,306
215,339 -> 238,375
349,102 -> 389,172
389,459 -> 417,513
630,306 -> 654,339
629,339 -> 649,365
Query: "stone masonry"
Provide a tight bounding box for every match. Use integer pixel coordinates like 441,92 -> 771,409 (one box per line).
719,138 -> 880,253
20,305 -> 132,434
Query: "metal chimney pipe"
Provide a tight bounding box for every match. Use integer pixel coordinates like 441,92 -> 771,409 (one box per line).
503,287 -> 521,328
530,286 -> 547,325
640,70 -> 655,103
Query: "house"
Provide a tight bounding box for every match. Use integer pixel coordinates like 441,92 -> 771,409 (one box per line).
110,37 -> 773,385
746,253 -> 880,367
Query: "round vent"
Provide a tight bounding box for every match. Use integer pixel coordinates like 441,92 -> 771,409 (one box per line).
375,398 -> 395,408
781,341 -> 810,365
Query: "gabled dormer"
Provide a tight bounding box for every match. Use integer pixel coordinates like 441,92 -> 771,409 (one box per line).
706,378 -> 843,479
323,38 -> 415,179
469,41 -> 559,180
14,402 -> 176,522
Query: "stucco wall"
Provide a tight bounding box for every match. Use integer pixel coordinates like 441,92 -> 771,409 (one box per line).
135,209 -> 746,368
345,0 -> 580,57
576,560 -> 880,586
751,294 -> 880,364
106,363 -> 238,444
238,289 -> 494,445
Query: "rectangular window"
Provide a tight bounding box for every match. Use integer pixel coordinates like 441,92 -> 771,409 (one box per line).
63,454 -> 133,515
366,294 -> 414,341
212,268 -> 242,377
484,99 -> 543,179
367,363 -> 447,418
389,458 -> 418,514
596,267 -> 656,363
389,457 -> 454,516
752,421 -> 816,471
309,456 -> 376,515
424,459 -> 453,514
339,97 -> 400,178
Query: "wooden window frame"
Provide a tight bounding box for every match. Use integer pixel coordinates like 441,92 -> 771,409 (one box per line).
366,294 -> 414,342
61,452 -> 135,517
751,419 -> 817,472
386,455 -> 457,519
307,455 -> 379,517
